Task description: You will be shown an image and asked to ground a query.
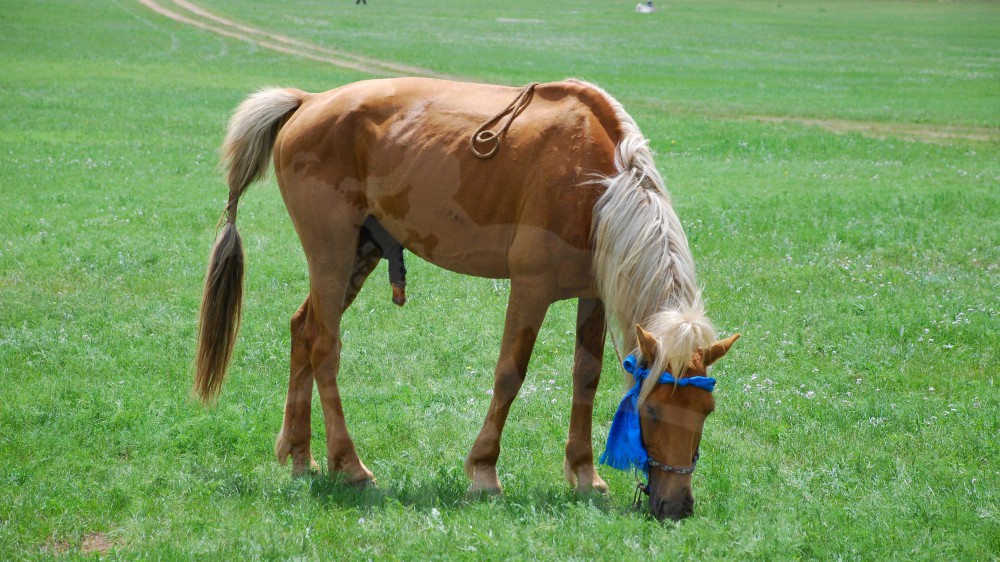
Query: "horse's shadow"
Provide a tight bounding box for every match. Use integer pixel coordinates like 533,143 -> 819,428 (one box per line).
283,467 -> 626,517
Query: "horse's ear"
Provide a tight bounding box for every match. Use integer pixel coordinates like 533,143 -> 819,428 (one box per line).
635,324 -> 659,363
704,333 -> 740,367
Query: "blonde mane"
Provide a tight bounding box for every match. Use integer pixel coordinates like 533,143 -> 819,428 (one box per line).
580,80 -> 716,405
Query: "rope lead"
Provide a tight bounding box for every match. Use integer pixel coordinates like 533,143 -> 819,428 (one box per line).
470,82 -> 538,159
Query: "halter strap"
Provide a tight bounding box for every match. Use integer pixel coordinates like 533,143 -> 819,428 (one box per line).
635,450 -> 700,499
647,449 -> 700,475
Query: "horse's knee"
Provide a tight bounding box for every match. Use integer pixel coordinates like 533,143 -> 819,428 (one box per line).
574,360 -> 601,390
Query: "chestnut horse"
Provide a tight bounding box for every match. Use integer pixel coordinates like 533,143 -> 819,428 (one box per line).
194,78 -> 737,520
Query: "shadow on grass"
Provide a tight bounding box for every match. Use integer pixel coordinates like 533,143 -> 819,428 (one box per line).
189,456 -> 644,520
289,467 -> 622,517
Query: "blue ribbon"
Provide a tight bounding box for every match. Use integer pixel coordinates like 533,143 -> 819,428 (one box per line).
599,354 -> 716,474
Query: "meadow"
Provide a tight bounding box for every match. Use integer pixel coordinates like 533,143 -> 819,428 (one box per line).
1,0 -> 997,559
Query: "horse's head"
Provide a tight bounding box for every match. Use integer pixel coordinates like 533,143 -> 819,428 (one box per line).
634,325 -> 739,521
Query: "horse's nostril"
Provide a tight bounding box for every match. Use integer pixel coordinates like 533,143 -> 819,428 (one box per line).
683,495 -> 695,515
650,497 -> 693,521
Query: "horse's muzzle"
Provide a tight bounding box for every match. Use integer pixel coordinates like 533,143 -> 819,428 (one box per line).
650,492 -> 695,521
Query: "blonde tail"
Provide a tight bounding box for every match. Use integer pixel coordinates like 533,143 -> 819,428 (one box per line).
194,87 -> 304,402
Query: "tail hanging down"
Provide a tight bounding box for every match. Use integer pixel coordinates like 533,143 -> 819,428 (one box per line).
194,88 -> 304,402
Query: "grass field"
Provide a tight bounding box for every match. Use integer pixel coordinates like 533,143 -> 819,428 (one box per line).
1,0 -> 998,559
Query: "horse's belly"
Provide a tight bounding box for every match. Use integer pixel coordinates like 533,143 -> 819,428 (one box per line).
375,212 -> 516,279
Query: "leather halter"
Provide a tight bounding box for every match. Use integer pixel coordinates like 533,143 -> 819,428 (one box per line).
648,449 -> 700,476
636,450 -> 700,497
634,370 -> 706,499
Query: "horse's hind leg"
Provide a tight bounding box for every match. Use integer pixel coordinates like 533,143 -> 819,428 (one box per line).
294,214 -> 376,486
310,283 -> 375,484
275,297 -> 320,476
275,243 -> 383,476
563,298 -> 609,493
344,240 -> 382,312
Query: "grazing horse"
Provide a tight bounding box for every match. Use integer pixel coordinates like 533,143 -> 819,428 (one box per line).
194,77 -> 738,520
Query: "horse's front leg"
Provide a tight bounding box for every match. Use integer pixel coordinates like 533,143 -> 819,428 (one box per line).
563,298 -> 609,493
465,278 -> 553,496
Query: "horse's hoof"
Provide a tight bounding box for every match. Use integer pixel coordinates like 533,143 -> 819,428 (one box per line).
291,459 -> 321,478
464,457 -> 502,497
327,456 -> 375,487
346,476 -> 377,489
275,433 -> 293,465
466,483 -> 503,499
564,461 -> 609,495
276,436 -> 319,478
588,473 -> 610,494
572,480 -> 609,495
335,468 -> 376,487
344,465 -> 376,488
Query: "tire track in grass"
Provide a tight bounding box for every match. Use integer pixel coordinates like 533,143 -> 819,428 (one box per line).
746,115 -> 997,144
136,0 -> 453,79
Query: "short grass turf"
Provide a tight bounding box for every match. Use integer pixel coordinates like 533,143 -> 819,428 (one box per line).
1,0 -> 997,559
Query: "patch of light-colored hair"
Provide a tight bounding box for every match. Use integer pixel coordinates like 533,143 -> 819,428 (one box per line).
578,80 -> 716,405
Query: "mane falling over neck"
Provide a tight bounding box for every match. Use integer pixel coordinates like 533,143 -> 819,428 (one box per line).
585,82 -> 716,405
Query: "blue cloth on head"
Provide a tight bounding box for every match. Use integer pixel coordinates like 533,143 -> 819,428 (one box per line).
599,354 -> 716,473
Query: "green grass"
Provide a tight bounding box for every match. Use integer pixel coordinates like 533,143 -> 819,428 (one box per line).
1,0 -> 998,559
207,0 -> 1000,127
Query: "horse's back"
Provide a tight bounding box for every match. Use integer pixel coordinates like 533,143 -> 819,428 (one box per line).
276,78 -> 621,286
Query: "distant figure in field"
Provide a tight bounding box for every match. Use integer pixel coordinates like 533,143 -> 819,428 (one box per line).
356,0 -> 366,5
636,1 -> 656,13
359,216 -> 407,306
